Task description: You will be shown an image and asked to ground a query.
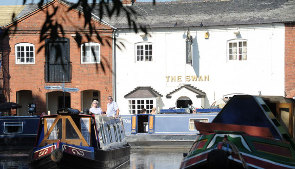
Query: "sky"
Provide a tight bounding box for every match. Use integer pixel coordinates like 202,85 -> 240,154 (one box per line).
0,0 -> 173,6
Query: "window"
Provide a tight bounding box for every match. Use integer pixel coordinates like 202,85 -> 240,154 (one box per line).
128,99 -> 155,114
228,40 -> 247,61
189,118 -> 208,131
15,43 -> 35,64
81,42 -> 100,64
4,122 -> 23,134
135,43 -> 152,62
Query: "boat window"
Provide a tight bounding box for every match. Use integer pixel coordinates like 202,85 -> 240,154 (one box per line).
108,125 -> 113,143
80,118 -> 90,145
100,124 -> 106,144
113,125 -> 118,142
4,122 -> 23,134
117,124 -> 122,142
189,119 -> 208,131
66,119 -> 79,139
47,118 -> 62,140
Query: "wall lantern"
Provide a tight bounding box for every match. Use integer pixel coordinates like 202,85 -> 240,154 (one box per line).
140,33 -> 151,40
205,31 -> 209,39
234,31 -> 240,37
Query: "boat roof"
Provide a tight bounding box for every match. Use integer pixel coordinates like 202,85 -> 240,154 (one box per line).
212,95 -> 282,140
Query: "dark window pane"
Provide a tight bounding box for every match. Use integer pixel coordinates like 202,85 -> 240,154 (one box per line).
66,119 -> 79,139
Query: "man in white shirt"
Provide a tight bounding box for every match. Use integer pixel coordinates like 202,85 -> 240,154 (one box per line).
106,96 -> 119,117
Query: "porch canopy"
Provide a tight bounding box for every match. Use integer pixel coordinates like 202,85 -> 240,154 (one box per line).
124,86 -> 162,98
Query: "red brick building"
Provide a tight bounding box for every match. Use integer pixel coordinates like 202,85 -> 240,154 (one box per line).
285,23 -> 295,99
1,0 -> 114,115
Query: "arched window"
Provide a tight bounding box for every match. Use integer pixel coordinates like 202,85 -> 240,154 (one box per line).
81,42 -> 100,64
15,43 -> 35,64
227,39 -> 247,61
135,42 -> 153,62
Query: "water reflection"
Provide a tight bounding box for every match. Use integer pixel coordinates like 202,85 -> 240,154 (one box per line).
124,149 -> 186,169
0,154 -> 29,169
0,148 -> 186,169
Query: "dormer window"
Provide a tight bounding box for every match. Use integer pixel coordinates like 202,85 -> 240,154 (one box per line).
15,43 -> 35,64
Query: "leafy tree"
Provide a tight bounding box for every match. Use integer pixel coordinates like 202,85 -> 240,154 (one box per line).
1,0 -> 156,66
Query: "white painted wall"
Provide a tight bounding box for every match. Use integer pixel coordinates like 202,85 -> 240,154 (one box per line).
115,24 -> 285,115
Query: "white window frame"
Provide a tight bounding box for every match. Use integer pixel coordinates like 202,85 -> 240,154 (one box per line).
135,42 -> 153,62
81,42 -> 100,64
128,98 -> 155,114
227,39 -> 247,61
15,43 -> 35,64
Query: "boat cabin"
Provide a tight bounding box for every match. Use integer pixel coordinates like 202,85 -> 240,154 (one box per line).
38,114 -> 92,147
35,110 -> 126,150
31,109 -> 130,169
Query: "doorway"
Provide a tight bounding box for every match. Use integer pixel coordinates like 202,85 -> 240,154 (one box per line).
47,91 -> 71,115
176,96 -> 192,108
16,90 -> 33,116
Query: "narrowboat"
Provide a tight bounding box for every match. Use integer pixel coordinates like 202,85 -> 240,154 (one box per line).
0,102 -> 39,151
180,95 -> 295,169
30,108 -> 130,169
121,109 -> 219,147
0,116 -> 39,150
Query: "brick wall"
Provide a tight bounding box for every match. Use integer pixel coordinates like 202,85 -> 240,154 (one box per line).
285,23 -> 295,98
6,1 -> 113,113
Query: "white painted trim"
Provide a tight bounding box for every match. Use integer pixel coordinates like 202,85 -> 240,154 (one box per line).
15,43 -> 35,64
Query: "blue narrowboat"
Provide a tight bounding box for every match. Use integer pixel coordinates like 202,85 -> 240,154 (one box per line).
0,115 -> 39,150
121,109 -> 219,146
30,108 -> 130,169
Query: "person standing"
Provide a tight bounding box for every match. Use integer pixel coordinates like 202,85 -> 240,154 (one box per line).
89,100 -> 103,115
106,96 -> 119,117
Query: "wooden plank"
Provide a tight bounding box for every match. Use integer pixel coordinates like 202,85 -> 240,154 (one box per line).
276,103 -> 294,137
62,117 -> 66,140
195,121 -> 273,138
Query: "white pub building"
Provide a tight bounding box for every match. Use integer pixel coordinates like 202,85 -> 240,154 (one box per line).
104,0 -> 295,115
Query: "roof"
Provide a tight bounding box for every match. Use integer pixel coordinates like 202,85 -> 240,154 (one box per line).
166,84 -> 206,98
0,5 -> 25,27
212,95 -> 282,139
124,86 -> 163,98
4,0 -> 295,30
3,0 -> 115,29
102,0 -> 295,28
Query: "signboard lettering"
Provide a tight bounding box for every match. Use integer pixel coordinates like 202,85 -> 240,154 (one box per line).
45,86 -> 62,90
166,75 -> 210,82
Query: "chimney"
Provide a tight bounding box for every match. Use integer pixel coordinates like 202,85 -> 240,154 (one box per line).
122,0 -> 136,6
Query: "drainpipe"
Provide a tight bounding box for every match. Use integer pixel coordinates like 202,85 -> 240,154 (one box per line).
112,29 -> 117,101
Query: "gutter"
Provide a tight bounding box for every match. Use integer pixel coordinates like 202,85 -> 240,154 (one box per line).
112,29 -> 117,101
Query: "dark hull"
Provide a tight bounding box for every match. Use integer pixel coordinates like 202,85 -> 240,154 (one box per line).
30,145 -> 130,169
185,159 -> 255,169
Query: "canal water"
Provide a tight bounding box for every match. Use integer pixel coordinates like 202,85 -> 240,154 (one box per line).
0,148 -> 187,169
